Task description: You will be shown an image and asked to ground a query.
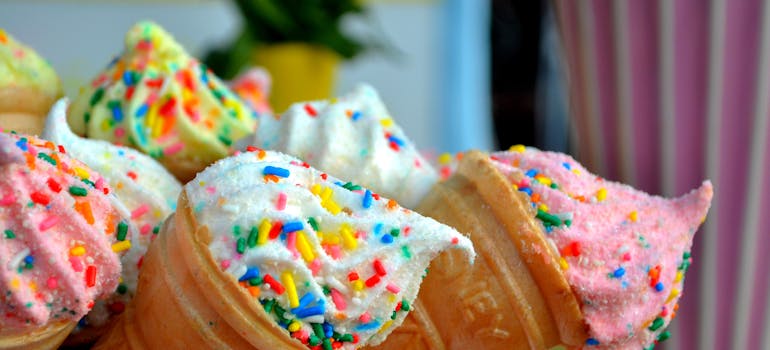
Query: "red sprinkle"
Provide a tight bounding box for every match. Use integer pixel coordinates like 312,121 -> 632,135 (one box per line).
159,97 -> 177,117
561,241 -> 582,257
126,171 -> 137,180
304,104 -> 317,116
31,191 -> 50,206
373,259 -> 387,276
320,173 -> 328,180
348,272 -> 359,281
263,274 -> 285,294
57,145 -> 66,154
85,265 -> 97,287
365,275 -> 381,288
269,221 -> 283,239
46,178 -> 62,192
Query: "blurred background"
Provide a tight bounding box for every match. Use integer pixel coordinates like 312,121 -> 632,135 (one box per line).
2,1 -> 768,350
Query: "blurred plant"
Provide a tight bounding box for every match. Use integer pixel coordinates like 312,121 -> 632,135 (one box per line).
205,0 -> 392,79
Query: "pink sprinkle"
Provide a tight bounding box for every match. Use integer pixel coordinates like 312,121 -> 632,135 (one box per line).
46,276 -> 58,289
39,216 -> 59,231
328,245 -> 342,260
163,143 -> 185,156
622,252 -> 632,261
146,92 -> 159,105
330,288 -> 347,310
356,230 -> 366,240
309,259 -> 321,276
114,127 -> 125,138
140,224 -> 152,235
386,283 -> 401,294
131,204 -> 150,219
206,186 -> 217,194
286,231 -> 298,257
95,177 -> 106,191
359,312 -> 371,323
0,193 -> 15,206
220,259 -> 231,270
69,257 -> 84,272
276,192 -> 287,211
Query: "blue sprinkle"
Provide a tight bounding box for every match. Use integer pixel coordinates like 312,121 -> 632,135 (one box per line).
77,317 -> 88,327
351,111 -> 362,121
362,190 -> 373,209
135,104 -> 149,117
23,255 -> 34,264
562,162 -> 572,170
373,223 -> 384,235
355,321 -> 381,331
238,267 -> 260,282
263,166 -> 290,178
388,135 -> 406,147
381,234 -> 394,244
15,139 -> 28,151
613,267 -> 626,278
122,71 -> 134,86
282,221 -> 303,233
294,305 -> 326,319
519,187 -> 533,196
525,169 -> 538,178
621,280 -> 629,289
545,226 -> 553,233
112,105 -> 124,122
296,293 -> 314,310
655,282 -> 664,292
117,149 -> 125,156
322,322 -> 333,337
586,338 -> 600,346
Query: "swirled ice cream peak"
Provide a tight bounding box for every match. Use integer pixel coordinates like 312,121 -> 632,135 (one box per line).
185,149 -> 474,349
252,84 -> 437,209
490,146 -> 712,349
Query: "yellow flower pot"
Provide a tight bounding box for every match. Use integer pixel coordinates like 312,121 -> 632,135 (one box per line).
252,43 -> 340,113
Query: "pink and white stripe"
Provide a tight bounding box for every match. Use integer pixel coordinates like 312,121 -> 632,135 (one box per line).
554,1 -> 770,349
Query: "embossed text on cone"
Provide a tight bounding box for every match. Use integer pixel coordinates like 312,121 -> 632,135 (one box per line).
93,192 -> 304,349
373,151 -> 588,349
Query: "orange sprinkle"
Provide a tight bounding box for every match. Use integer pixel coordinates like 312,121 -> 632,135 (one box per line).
247,286 -> 261,297
264,174 -> 279,183
25,153 -> 35,170
51,153 -> 62,170
74,201 -> 95,225
531,193 -> 541,203
258,149 -> 266,159
43,141 -> 55,150
103,213 -> 115,235
387,199 -> 397,210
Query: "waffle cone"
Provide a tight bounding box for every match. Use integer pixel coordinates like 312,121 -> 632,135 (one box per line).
93,191 -> 304,349
374,150 -> 588,350
0,321 -> 75,350
0,86 -> 56,136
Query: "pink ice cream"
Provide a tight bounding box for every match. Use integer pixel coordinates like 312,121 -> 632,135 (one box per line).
490,146 -> 713,349
0,132 -> 129,329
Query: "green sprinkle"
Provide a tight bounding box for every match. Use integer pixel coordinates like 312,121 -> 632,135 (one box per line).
25,302 -> 33,308
683,252 -> 691,259
90,88 -> 105,106
152,225 -> 160,234
550,183 -> 559,189
401,299 -> 411,311
401,245 -> 411,259
233,225 -> 242,236
322,286 -> 331,295
339,334 -> 354,342
564,219 -> 572,227
308,217 -> 319,231
4,229 -> 15,239
68,186 -> 88,197
247,226 -> 258,247
218,135 -> 232,146
84,112 -> 91,124
236,238 -> 246,254
322,338 -> 332,350
648,317 -> 664,331
332,331 -> 342,340
308,335 -> 321,346
116,221 -> 128,241
391,311 -> 397,320
248,277 -> 262,286
342,182 -> 361,191
273,304 -> 288,324
82,179 -> 96,188
263,299 -> 275,313
117,284 -> 128,294
657,330 -> 671,342
390,228 -> 400,237
536,209 -> 562,227
312,323 -> 325,339
37,153 -> 57,166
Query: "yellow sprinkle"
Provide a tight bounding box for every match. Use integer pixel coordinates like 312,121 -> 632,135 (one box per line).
340,224 -> 357,250
538,204 -> 549,212
320,186 -> 333,202
323,200 -> 342,215
379,320 -> 393,334
199,181 -> 206,187
536,177 -> 552,186
11,278 -> 19,290
559,257 -> 569,270
380,118 -> 394,128
282,272 -> 299,308
509,144 -> 526,153
674,271 -> 683,283
666,288 -> 680,303
353,280 -> 364,291
100,118 -> 111,132
74,167 -> 90,180
28,281 -> 37,292
257,219 -> 271,245
288,321 -> 301,332
388,294 -> 396,303
322,232 -> 340,245
572,168 -> 581,175
596,188 -> 607,202
437,153 -> 452,165
70,246 -> 86,256
296,231 -> 315,263
116,182 -> 124,190
512,184 -> 519,191
310,184 -> 321,195
629,211 -> 638,222
112,241 -> 132,253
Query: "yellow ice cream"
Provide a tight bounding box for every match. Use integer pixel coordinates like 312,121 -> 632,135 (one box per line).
69,21 -> 257,179
0,28 -> 62,99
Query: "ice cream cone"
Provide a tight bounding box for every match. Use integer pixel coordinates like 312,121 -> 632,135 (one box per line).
0,321 -> 75,350
374,150 -> 588,349
93,191 -> 305,349
0,86 -> 56,136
